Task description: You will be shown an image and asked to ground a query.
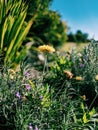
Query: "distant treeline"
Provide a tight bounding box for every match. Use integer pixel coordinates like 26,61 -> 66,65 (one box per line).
67,30 -> 90,43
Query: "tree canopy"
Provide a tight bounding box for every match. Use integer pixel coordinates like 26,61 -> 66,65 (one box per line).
67,30 -> 89,43
25,0 -> 68,47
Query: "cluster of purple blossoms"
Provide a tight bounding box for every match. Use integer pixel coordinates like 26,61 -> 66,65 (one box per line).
79,63 -> 84,68
15,92 -> 21,99
27,123 -> 39,130
39,95 -> 43,100
34,125 -> 39,130
24,72 -> 30,78
27,123 -> 33,130
25,84 -> 31,91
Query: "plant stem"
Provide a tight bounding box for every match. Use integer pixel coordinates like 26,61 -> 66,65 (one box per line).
89,93 -> 98,110
43,54 -> 48,73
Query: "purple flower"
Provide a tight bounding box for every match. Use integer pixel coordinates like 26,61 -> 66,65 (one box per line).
79,63 -> 84,68
39,95 -> 43,100
27,123 -> 33,130
25,84 -> 31,91
16,92 -> 21,99
24,72 -> 30,77
34,125 -> 39,130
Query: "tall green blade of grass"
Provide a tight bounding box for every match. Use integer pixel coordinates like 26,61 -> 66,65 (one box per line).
0,18 -> 8,50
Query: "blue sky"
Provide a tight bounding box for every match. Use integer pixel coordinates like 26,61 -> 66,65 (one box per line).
51,0 -> 98,40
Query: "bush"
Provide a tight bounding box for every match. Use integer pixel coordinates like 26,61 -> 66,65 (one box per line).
71,41 -> 98,108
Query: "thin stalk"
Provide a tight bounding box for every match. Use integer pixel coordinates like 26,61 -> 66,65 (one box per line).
89,93 -> 98,110
43,54 -> 48,74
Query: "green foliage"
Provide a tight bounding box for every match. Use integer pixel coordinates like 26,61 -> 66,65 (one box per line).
71,41 -> 98,108
67,30 -> 89,43
0,0 -> 33,67
25,0 -> 53,15
29,11 -> 68,47
0,62 -> 98,129
43,52 -> 72,96
25,0 -> 68,47
0,0 -> 68,69
1,1 -> 98,129
1,41 -> 98,129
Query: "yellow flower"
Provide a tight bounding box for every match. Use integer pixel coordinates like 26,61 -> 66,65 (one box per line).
63,70 -> 73,79
38,45 -> 55,53
8,69 -> 15,75
75,76 -> 83,81
81,95 -> 86,100
8,69 -> 15,80
95,75 -> 98,80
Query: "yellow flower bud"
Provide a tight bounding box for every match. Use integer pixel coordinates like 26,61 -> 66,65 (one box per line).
81,95 -> 86,100
75,76 -> 83,81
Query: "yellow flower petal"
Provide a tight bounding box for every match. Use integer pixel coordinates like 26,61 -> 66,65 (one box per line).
64,70 -> 73,79
38,45 -> 55,53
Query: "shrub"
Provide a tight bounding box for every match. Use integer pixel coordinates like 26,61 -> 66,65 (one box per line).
71,41 -> 98,108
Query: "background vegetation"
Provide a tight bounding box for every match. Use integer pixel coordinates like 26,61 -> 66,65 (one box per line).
67,30 -> 89,43
0,0 -> 98,130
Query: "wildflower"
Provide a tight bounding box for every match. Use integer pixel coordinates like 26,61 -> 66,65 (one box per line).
38,45 -> 55,53
39,95 -> 43,100
34,125 -> 39,130
8,69 -> 15,75
8,69 -> 15,79
81,95 -> 86,100
16,92 -> 21,99
25,84 -> 31,91
95,75 -> 98,80
63,70 -> 73,79
75,76 -> 83,81
24,72 -> 30,77
27,123 -> 33,130
79,63 -> 84,68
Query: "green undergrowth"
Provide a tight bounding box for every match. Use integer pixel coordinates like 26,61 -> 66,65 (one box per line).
0,41 -> 98,129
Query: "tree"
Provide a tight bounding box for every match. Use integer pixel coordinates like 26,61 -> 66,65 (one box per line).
28,11 -> 68,47
24,0 -> 68,47
67,30 -> 89,43
67,32 -> 77,42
